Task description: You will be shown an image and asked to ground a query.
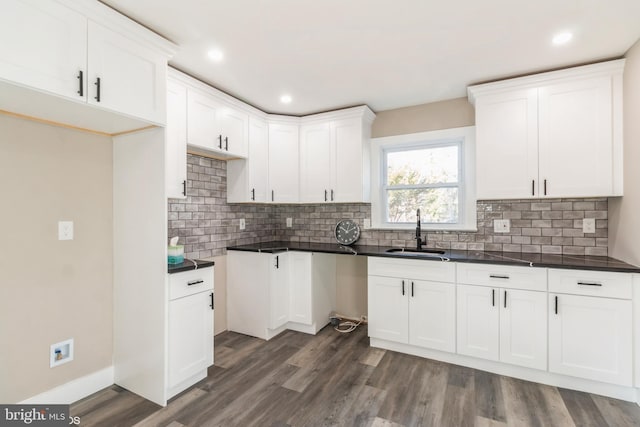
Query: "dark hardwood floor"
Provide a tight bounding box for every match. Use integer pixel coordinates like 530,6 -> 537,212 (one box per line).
71,326 -> 640,426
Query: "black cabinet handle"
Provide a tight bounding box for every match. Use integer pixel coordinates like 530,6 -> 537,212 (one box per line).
271,190 -> 274,202
187,279 -> 204,286
504,290 -> 507,308
210,292 -> 214,309
411,281 -> 414,297
324,190 -> 328,202
402,280 -> 405,296
492,289 -> 495,306
94,77 -> 101,102
331,189 -> 334,201
577,282 -> 603,287
182,180 -> 186,196
531,179 -> 535,196
218,135 -> 223,149
77,70 -> 84,97
544,179 -> 547,196
490,275 -> 509,279
251,188 -> 255,201
555,295 -> 558,314
275,255 -> 279,269
224,136 -> 228,151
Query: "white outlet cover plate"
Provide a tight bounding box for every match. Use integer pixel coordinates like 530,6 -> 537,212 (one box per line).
286,218 -> 293,227
58,221 -> 74,240
583,218 -> 596,233
239,218 -> 246,230
494,219 -> 511,233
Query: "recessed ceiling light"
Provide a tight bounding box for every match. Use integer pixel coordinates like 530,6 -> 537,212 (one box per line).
552,31 -> 573,46
280,95 -> 292,104
207,49 -> 224,62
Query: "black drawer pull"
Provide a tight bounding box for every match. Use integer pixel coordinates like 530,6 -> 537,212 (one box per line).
224,136 -> 229,151
210,292 -> 214,309
490,274 -> 509,279
77,70 -> 84,96
531,179 -> 535,196
492,289 -> 495,306
577,282 -> 603,287
411,281 -> 414,297
324,190 -> 328,202
187,279 -> 204,286
402,280 -> 405,296
251,188 -> 255,201
331,189 -> 334,201
555,295 -> 558,314
94,77 -> 101,102
182,180 -> 187,196
504,290 -> 507,308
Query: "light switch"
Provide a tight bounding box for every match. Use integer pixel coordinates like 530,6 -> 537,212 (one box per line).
494,219 -> 511,233
58,221 -> 74,240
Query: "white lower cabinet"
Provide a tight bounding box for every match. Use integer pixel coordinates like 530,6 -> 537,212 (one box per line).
167,267 -> 214,399
368,258 -> 456,353
227,250 -> 336,340
456,264 -> 548,370
456,286 -> 547,370
548,268 -> 633,386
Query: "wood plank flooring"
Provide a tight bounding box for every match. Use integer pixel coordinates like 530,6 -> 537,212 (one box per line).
71,326 -> 640,426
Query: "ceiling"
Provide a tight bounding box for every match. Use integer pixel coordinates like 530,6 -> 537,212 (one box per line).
102,0 -> 640,116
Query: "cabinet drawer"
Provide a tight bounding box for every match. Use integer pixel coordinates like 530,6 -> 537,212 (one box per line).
548,269 -> 632,299
169,267 -> 214,300
456,263 -> 546,292
368,257 -> 455,282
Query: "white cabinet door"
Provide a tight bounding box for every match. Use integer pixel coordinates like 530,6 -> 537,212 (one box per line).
269,253 -> 289,329
299,122 -> 332,203
538,77 -> 613,197
268,123 -> 299,202
457,284 -> 499,361
168,291 -> 214,388
333,118 -> 365,202
0,0 -> 87,101
87,21 -> 166,124
248,116 -> 269,202
499,289 -> 547,370
220,107 -> 248,157
368,275 -> 409,343
409,280 -> 455,353
289,252 -> 312,325
475,89 -> 539,199
166,79 -> 187,198
549,294 -> 632,386
187,89 -> 223,151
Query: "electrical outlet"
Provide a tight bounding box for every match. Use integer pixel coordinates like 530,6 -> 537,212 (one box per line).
583,218 -> 595,233
239,218 -> 245,230
494,219 -> 511,233
58,221 -> 74,240
286,218 -> 292,228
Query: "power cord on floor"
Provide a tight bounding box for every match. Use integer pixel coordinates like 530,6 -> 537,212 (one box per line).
331,314 -> 366,334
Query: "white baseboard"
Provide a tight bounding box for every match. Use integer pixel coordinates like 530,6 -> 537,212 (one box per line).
19,366 -> 114,404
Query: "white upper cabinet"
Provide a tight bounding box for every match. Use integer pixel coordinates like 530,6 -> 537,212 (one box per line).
299,122 -> 333,202
228,116 -> 269,203
0,0 -> 87,100
299,109 -> 375,203
0,0 -> 175,132
187,89 -> 223,151
469,59 -> 624,199
268,122 -> 300,203
166,78 -> 187,199
87,21 -> 167,124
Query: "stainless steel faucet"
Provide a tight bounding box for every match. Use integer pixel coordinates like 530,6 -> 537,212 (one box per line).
415,208 -> 425,250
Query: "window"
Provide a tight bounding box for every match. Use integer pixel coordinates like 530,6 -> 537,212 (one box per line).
371,127 -> 476,231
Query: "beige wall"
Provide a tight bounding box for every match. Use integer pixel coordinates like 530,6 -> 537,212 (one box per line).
371,97 -> 475,138
335,255 -> 368,319
0,116 -> 113,403
609,39 -> 640,266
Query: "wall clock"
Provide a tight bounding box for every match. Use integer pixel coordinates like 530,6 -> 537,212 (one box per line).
335,219 -> 361,245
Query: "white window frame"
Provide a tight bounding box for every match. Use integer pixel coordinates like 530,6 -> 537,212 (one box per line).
370,126 -> 477,231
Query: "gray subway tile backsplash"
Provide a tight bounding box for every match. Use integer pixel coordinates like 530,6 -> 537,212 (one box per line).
168,154 -> 610,259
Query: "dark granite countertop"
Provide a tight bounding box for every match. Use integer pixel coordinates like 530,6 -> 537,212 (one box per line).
226,241 -> 640,273
167,259 -> 215,274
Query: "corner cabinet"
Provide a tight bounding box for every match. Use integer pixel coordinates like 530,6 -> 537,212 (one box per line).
227,250 -> 336,340
468,59 -> 624,199
0,0 -> 174,131
268,121 -> 300,203
166,77 -> 187,198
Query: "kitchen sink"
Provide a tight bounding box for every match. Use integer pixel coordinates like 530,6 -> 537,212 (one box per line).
385,248 -> 446,255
